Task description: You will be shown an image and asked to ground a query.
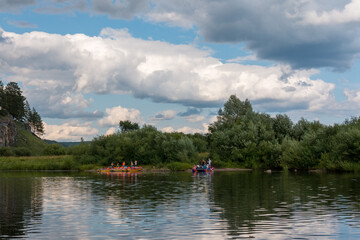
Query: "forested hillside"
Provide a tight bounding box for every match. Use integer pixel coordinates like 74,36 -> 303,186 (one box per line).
0,80 -> 47,155
0,80 -> 44,137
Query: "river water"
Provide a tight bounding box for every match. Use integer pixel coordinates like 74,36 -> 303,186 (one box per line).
1,171 -> 360,239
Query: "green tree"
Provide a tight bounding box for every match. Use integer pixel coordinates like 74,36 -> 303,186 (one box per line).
209,95 -> 253,133
0,80 -> 6,116
4,82 -> 26,121
119,120 -> 140,133
28,107 -> 44,136
24,100 -> 31,122
273,114 -> 293,143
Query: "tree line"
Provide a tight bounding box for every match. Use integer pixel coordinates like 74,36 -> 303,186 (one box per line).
71,95 -> 360,171
0,80 -> 44,136
2,82 -> 360,171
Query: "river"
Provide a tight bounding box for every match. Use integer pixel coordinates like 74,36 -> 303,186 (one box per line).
1,171 -> 360,239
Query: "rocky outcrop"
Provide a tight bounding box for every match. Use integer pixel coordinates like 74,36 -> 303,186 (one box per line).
0,116 -> 17,147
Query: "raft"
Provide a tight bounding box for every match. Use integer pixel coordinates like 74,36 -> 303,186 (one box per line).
98,166 -> 142,173
192,166 -> 214,173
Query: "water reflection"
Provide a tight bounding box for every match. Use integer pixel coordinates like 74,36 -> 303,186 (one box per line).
0,172 -> 43,237
0,171 -> 360,239
212,171 -> 360,239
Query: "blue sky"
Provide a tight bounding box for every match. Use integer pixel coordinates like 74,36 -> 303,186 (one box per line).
0,0 -> 360,141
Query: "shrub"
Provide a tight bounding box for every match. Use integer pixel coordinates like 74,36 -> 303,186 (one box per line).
166,162 -> 192,171
0,147 -> 13,156
13,147 -> 31,156
43,144 -> 66,156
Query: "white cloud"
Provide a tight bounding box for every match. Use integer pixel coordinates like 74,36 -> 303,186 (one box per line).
184,115 -> 205,123
152,110 -> 177,121
105,127 -> 117,136
0,28 -> 336,118
43,121 -> 99,141
226,55 -> 258,63
160,126 -> 175,133
344,89 -> 360,104
201,116 -> 218,134
98,105 -> 142,127
161,125 -> 205,134
299,0 -> 360,25
2,0 -> 360,70
177,126 -> 204,134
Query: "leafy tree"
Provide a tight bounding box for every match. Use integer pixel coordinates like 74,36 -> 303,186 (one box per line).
4,82 -> 26,121
24,100 -> 31,122
292,118 -> 323,141
28,107 -> 44,136
0,80 -> 6,116
119,120 -> 139,133
209,95 -> 253,133
272,114 -> 293,143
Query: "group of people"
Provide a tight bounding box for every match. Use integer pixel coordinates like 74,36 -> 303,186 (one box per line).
110,160 -> 139,169
195,158 -> 212,170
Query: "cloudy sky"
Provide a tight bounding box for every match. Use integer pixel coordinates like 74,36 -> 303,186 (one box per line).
1,0 -> 360,141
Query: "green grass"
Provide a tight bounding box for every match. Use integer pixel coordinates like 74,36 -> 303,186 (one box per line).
14,122 -> 48,155
0,155 -> 81,170
165,162 -> 193,171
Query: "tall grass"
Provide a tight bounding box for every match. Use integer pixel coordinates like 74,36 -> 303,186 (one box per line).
0,155 -> 80,170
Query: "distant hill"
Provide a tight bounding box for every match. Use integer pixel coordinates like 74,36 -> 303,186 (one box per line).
43,139 -> 90,147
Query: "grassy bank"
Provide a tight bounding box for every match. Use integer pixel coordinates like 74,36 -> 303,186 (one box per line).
0,156 -> 208,172
0,156 -> 196,171
0,155 -> 102,171
2,155 -> 360,172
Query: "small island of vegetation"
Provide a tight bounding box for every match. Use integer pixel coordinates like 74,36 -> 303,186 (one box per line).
1,81 -> 360,172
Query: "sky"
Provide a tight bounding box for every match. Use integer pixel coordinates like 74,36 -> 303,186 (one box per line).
0,0 -> 360,141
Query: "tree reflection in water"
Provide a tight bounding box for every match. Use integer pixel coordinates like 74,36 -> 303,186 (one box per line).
0,171 -> 360,239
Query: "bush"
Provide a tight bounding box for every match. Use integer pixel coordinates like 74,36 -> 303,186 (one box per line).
166,162 -> 192,171
0,147 -> 13,156
43,144 -> 66,155
13,147 -> 31,156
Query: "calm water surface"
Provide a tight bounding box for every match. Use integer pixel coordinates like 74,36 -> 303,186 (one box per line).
1,171 -> 360,239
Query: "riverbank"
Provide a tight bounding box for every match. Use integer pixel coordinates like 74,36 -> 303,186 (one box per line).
1,156 -> 360,172
0,156 -> 101,171
0,156 -> 254,172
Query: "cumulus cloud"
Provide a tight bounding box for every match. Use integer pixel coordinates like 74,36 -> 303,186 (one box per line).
43,121 -> 99,141
152,110 -> 177,121
344,89 -> 360,104
183,115 -> 205,123
0,28 -> 337,117
98,105 -> 142,127
299,0 -> 360,25
160,126 -> 175,133
161,116 -> 215,134
4,1 -> 360,70
105,127 -> 117,136
177,107 -> 205,123
146,0 -> 360,70
22,87 -> 103,119
177,107 -> 202,117
161,126 -> 204,134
